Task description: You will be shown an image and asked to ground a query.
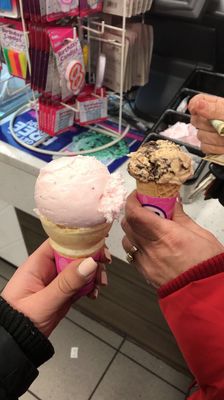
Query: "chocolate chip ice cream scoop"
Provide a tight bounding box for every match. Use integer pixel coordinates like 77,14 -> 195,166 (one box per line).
128,140 -> 193,185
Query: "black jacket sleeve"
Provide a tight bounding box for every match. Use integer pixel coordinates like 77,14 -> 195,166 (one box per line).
0,297 -> 54,399
0,326 -> 38,399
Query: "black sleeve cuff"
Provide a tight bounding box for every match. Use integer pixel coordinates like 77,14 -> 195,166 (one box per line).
0,325 -> 39,399
0,297 -> 54,368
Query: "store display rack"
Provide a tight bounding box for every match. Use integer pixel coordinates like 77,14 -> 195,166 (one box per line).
2,0 -> 136,157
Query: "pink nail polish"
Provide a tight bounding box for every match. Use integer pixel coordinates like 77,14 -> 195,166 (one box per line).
78,258 -> 97,278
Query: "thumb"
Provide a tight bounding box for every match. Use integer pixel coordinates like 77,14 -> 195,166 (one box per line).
189,94 -> 224,120
41,257 -> 98,309
172,200 -> 193,226
173,200 -> 202,232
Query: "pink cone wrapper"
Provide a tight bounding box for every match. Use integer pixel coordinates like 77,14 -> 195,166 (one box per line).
137,193 -> 177,220
54,250 -> 102,299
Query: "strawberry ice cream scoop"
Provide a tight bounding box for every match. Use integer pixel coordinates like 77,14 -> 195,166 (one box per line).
35,156 -> 126,227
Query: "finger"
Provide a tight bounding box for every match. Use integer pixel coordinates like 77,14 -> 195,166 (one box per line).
191,115 -> 216,133
173,201 -> 196,226
173,202 -> 213,240
40,257 -> 98,309
122,235 -> 136,255
197,129 -> 224,146
189,94 -> 224,120
100,247 -> 112,264
201,142 -> 224,155
88,287 -> 99,300
21,241 -> 56,285
97,263 -> 108,286
124,191 -> 170,241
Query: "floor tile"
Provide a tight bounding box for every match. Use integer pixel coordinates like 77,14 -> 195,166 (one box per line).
91,353 -> 185,400
121,341 -> 191,392
0,275 -> 7,291
67,307 -> 123,349
0,257 -> 16,280
30,318 -> 116,400
0,205 -> 28,267
20,392 -> 38,400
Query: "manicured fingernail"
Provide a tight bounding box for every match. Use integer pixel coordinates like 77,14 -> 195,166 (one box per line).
101,271 -> 108,286
78,258 -> 98,278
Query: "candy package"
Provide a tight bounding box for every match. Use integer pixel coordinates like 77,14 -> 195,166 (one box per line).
0,0 -> 19,18
0,19 -> 28,79
80,0 -> 103,17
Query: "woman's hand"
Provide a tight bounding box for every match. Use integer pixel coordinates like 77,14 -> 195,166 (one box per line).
189,93 -> 224,154
1,241 -> 108,337
122,192 -> 224,288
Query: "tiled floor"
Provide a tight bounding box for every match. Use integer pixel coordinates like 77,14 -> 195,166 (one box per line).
0,259 -> 191,400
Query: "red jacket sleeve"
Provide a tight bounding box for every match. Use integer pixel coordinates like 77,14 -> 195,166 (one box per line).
158,253 -> 224,400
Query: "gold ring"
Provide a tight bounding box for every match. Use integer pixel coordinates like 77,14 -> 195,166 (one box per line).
126,245 -> 139,264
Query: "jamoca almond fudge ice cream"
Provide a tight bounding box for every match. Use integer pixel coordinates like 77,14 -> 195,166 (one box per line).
128,140 -> 193,219
35,155 -> 126,296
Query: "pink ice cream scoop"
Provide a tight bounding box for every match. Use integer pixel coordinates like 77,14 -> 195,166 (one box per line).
35,155 -> 126,227
162,122 -> 200,148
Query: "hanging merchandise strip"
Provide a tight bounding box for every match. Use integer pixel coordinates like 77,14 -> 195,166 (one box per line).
0,0 -> 19,18
0,19 -> 28,79
103,0 -> 153,17
0,0 -> 154,157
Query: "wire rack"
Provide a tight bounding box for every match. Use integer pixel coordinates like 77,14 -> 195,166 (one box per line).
5,0 -> 133,156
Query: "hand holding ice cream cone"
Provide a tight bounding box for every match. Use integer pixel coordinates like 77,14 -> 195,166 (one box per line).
35,156 -> 126,299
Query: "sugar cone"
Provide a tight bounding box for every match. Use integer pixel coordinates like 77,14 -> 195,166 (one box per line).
40,215 -> 112,259
136,181 -> 180,198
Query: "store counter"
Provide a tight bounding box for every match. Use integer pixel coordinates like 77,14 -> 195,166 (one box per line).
0,137 -> 224,266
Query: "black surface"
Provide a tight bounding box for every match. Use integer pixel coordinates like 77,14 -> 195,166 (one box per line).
134,56 -> 195,121
145,109 -> 204,156
184,69 -> 224,96
171,88 -> 201,112
134,16 -> 216,121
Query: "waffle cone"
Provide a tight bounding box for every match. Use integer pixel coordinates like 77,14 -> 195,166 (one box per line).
136,181 -> 180,198
40,215 -> 112,258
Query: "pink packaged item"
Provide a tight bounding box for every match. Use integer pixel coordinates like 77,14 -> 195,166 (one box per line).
75,85 -> 108,125
48,27 -> 85,101
46,0 -> 79,21
79,0 -> 103,16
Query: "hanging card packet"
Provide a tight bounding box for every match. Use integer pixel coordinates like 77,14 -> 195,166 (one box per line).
28,0 -> 46,22
0,0 -> 19,18
39,98 -> 75,136
22,0 -> 31,19
103,0 -> 133,17
49,27 -> 85,101
101,31 -> 129,93
1,22 -> 28,79
46,0 -> 79,21
75,85 -> 107,126
79,0 -> 103,17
